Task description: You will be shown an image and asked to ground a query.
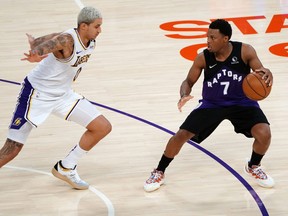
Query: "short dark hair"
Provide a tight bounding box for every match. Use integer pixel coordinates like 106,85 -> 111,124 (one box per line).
209,19 -> 232,39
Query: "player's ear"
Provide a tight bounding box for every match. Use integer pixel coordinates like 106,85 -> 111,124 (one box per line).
78,23 -> 89,31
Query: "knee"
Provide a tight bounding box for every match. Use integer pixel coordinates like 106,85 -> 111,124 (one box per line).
165,130 -> 193,158
95,119 -> 112,137
104,121 -> 112,135
100,117 -> 112,135
87,116 -> 112,135
177,129 -> 194,141
252,123 -> 271,144
169,129 -> 194,147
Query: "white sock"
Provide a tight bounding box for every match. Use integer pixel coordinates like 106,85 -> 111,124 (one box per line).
61,144 -> 88,169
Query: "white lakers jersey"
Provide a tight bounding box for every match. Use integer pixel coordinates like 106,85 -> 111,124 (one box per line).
27,28 -> 96,97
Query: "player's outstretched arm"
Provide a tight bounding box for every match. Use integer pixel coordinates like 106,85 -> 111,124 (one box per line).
21,33 -> 73,63
26,33 -> 61,50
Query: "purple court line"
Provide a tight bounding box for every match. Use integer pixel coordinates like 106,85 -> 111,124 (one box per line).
0,79 -> 21,85
0,78 -> 269,216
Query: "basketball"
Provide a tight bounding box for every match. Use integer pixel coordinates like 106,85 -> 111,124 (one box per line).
242,72 -> 272,101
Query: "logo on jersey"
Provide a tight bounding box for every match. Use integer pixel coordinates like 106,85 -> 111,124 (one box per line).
13,118 -> 22,126
209,63 -> 217,68
231,56 -> 239,64
72,54 -> 91,67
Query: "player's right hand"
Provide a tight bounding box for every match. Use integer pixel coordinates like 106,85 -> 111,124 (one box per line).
177,95 -> 193,112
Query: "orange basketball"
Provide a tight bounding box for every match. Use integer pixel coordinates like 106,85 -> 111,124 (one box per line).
242,73 -> 272,101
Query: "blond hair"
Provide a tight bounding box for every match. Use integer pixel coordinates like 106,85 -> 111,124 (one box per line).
77,6 -> 102,26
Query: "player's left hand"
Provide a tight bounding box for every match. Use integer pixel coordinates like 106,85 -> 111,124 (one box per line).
254,68 -> 273,86
21,50 -> 48,63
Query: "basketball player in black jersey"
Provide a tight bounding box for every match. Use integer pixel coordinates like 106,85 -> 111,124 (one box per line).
144,19 -> 274,192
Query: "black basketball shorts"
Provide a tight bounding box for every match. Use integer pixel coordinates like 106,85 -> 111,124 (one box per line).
180,106 -> 269,144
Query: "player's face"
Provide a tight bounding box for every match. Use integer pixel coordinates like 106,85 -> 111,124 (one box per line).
206,29 -> 228,53
86,18 -> 103,40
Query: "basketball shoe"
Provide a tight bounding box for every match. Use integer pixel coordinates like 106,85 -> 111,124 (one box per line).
52,161 -> 89,190
144,169 -> 165,192
244,162 -> 275,188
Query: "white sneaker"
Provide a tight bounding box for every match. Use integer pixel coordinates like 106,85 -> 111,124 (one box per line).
52,161 -> 89,190
144,169 -> 165,192
244,162 -> 275,188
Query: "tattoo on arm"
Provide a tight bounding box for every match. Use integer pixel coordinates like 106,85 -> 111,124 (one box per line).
32,33 -> 60,48
33,33 -> 73,56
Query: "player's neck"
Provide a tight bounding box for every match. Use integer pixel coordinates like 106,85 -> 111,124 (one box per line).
76,29 -> 90,48
214,42 -> 232,62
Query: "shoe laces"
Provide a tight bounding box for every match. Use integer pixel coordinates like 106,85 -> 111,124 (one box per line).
147,169 -> 163,183
249,165 -> 268,180
67,169 -> 83,183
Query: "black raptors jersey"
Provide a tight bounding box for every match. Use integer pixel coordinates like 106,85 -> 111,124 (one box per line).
199,41 -> 259,108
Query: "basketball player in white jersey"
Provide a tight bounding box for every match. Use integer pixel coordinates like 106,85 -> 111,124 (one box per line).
0,6 -> 111,190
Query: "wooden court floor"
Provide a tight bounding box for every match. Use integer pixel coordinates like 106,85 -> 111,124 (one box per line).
0,0 -> 287,215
